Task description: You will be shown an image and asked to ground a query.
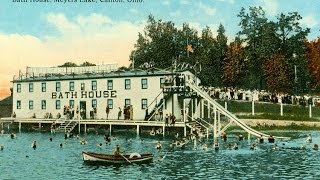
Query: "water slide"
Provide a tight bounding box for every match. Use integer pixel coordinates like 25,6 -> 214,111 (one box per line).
186,81 -> 288,139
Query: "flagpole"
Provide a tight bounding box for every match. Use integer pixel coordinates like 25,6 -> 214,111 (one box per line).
187,37 -> 189,58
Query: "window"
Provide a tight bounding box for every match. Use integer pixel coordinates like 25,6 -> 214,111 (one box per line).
141,99 -> 148,109
125,99 -> 131,106
107,99 -> 113,109
69,100 -> 75,108
141,78 -> 148,89
81,83 -> 85,91
56,82 -> 61,92
29,100 -> 34,110
69,81 -> 75,91
17,100 -> 21,109
41,100 -> 46,110
56,100 -> 61,110
41,83 -> 46,92
160,78 -> 165,88
92,80 -> 97,90
29,83 -> 34,92
107,80 -> 113,90
17,84 -> 21,93
125,79 -> 131,90
92,99 -> 97,108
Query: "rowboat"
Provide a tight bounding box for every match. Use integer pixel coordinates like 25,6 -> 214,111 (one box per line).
82,151 -> 153,165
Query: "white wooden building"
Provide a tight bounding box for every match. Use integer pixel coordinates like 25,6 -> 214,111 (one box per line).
11,65 -> 196,121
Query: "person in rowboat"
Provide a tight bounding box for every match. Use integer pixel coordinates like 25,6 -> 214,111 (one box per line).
114,144 -> 120,158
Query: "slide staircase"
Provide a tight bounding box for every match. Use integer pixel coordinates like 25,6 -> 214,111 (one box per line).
146,91 -> 165,121
56,119 -> 79,133
185,81 -> 285,139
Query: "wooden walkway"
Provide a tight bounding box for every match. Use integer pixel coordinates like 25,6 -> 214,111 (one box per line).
0,117 -> 187,136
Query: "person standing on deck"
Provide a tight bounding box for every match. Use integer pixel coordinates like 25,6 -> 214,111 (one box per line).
159,108 -> 163,121
130,105 -> 133,120
165,114 -> 169,126
106,106 -> 110,120
123,106 -> 127,120
118,107 -> 122,120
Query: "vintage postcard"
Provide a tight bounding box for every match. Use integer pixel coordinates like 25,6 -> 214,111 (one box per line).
0,0 -> 320,179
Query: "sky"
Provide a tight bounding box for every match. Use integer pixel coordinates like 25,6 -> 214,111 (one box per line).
0,0 -> 319,99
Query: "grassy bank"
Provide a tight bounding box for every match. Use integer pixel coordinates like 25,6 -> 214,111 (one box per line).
216,100 -> 320,121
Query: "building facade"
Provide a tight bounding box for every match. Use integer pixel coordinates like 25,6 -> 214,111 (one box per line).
11,65 -> 193,121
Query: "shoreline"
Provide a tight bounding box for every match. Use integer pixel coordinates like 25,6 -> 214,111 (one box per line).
241,119 -> 320,128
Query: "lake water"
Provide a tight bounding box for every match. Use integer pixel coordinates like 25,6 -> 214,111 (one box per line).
0,130 -> 320,179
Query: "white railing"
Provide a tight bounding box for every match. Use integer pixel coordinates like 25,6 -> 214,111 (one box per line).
186,81 -> 278,138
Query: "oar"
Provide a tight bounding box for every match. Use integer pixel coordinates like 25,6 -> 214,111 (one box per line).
120,153 -> 132,164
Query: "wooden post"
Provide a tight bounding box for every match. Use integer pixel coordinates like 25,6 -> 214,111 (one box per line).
309,104 -> 312,118
208,102 -> 210,120
252,100 -> 255,116
109,124 -> 112,135
183,99 -> 186,123
84,124 -> 87,134
137,125 -> 140,136
191,98 -> 193,120
218,111 -> 221,135
19,122 -> 21,133
201,99 -> 204,119
163,125 -> 165,137
225,101 -> 227,110
280,102 -> 283,116
213,107 -> 217,139
78,121 -> 81,134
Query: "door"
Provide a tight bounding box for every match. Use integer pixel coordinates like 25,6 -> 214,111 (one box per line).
80,101 -> 87,119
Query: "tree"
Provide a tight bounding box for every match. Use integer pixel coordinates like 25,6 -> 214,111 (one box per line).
131,15 -> 201,71
237,7 -> 310,92
80,61 -> 96,66
195,26 -> 217,86
275,12 -> 310,93
305,39 -> 320,89
237,6 -> 268,89
223,42 -> 247,88
131,15 -> 181,70
58,62 -> 78,67
263,53 -> 292,93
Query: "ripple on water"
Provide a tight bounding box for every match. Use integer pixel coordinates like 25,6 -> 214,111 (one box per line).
1,132 -> 320,179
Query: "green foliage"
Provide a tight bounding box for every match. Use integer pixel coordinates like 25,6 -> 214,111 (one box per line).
58,61 -> 96,67
131,9 -> 313,93
80,61 -> 96,66
58,62 -> 78,67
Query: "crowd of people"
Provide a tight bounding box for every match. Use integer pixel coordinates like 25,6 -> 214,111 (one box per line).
201,87 -> 319,107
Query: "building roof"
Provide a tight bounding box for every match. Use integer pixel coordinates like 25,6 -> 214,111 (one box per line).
13,68 -> 175,83
0,96 -> 12,106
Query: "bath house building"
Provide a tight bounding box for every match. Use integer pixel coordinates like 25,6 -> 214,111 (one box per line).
11,64 -> 198,122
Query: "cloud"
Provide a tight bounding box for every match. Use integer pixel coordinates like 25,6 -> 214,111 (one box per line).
301,15 -> 318,28
170,10 -> 181,18
199,2 -> 216,16
0,13 -> 145,98
162,0 -> 170,5
217,0 -> 235,4
180,0 -> 189,5
129,8 -> 139,14
260,0 -> 279,16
